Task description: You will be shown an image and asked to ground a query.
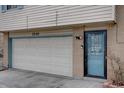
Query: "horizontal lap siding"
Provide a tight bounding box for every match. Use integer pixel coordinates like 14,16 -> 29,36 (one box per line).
0,5 -> 115,31
0,6 -> 57,31
57,6 -> 113,25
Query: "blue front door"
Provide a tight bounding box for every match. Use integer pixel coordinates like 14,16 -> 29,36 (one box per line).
84,31 -> 106,78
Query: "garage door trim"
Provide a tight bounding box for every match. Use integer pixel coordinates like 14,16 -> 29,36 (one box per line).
8,34 -> 73,76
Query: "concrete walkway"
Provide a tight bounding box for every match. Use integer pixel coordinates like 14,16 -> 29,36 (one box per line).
0,69 -> 105,88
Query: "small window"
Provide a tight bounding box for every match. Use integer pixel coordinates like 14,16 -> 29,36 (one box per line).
7,5 -> 18,10
1,5 -> 24,13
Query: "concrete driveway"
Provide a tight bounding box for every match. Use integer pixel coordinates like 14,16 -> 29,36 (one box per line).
0,69 -> 105,88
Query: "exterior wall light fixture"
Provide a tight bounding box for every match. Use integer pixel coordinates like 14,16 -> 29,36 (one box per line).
75,35 -> 82,40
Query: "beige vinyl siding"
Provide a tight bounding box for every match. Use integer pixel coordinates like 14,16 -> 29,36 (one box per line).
57,6 -> 114,25
0,5 -> 115,31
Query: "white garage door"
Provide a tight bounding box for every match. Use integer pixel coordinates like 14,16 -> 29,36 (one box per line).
12,36 -> 73,77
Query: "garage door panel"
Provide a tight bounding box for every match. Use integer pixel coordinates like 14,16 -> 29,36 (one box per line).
53,58 -> 72,65
12,36 -> 73,77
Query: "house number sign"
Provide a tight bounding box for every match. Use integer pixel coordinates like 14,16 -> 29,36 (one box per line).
32,32 -> 40,36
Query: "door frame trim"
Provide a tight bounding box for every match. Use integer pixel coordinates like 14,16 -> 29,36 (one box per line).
84,30 -> 107,79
